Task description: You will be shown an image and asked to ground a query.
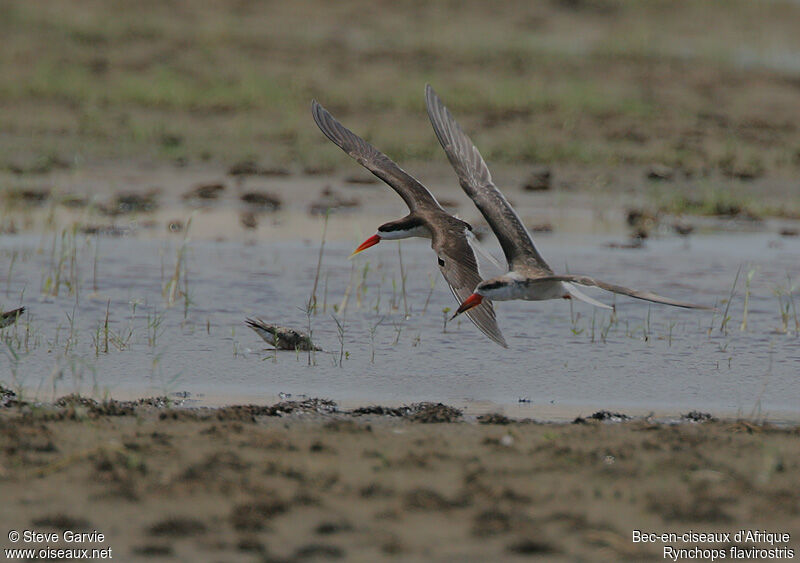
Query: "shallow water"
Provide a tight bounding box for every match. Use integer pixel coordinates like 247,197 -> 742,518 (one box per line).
1,228 -> 798,421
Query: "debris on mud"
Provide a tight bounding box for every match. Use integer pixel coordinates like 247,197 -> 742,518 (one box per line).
408,403 -> 463,423
350,403 -> 462,422
59,194 -> 89,208
267,398 -> 338,417
308,186 -> 360,215
1,187 -> 51,206
646,164 -> 676,181
0,307 -> 25,329
719,155 -> 764,181
245,318 -> 320,351
0,384 -> 19,407
682,411 -> 716,423
240,191 -> 282,211
78,225 -> 132,237
477,413 -> 512,425
100,190 -> 160,215
573,410 -> 631,424
182,183 -> 225,201
351,405 -> 409,417
521,167 -> 552,191
6,155 -> 70,175
213,399 -> 339,422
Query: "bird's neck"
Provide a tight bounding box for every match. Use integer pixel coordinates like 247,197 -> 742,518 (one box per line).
378,217 -> 431,240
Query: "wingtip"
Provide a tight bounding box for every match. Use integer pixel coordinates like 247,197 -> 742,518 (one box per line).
425,83 -> 441,108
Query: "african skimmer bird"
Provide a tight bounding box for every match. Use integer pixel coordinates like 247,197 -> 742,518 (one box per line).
311,100 -> 507,347
424,85 -> 712,319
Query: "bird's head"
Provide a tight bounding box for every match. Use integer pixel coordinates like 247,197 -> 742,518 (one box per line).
452,276 -> 516,317
350,216 -> 429,257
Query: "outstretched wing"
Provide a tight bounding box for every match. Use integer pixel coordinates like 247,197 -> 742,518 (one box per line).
425,84 -> 551,274
532,275 -> 714,310
312,100 -> 439,212
433,228 -> 507,347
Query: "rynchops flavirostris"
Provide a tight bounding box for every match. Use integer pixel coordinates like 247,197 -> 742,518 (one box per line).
423,85 -> 713,319
311,100 -> 507,347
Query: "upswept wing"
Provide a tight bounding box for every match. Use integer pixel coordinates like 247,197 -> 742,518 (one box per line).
312,100 -> 439,212
425,85 -> 551,274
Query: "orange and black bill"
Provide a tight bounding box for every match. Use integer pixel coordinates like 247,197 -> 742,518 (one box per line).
350,234 -> 381,257
452,293 -> 483,319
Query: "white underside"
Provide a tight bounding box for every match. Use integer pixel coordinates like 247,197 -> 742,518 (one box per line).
481,280 -> 613,310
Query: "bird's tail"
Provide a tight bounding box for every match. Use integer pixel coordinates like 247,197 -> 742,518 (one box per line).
564,283 -> 613,310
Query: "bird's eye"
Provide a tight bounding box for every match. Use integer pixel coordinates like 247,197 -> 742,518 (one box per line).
437,257 -> 445,266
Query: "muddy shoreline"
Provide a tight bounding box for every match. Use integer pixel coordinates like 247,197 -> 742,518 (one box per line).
1,395 -> 798,562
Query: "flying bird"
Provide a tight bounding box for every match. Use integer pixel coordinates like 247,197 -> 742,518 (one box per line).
424,85 -> 713,319
311,100 -> 507,347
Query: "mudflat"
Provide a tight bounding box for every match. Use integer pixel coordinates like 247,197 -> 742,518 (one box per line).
1,398 -> 798,562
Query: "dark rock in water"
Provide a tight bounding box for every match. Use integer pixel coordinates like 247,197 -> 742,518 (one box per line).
308,186 -> 360,215
0,307 -> 25,329
344,173 -> 378,185
183,183 -> 225,200
605,237 -> 645,250
240,211 -> 258,230
672,222 -> 694,236
240,191 -> 282,211
646,164 -> 675,181
245,318 -> 320,351
521,167 -> 551,191
626,207 -> 657,229
303,164 -> 335,176
228,159 -> 290,177
529,223 -> 553,233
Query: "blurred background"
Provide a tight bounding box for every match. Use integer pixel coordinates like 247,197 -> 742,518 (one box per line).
1,0 -> 799,216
